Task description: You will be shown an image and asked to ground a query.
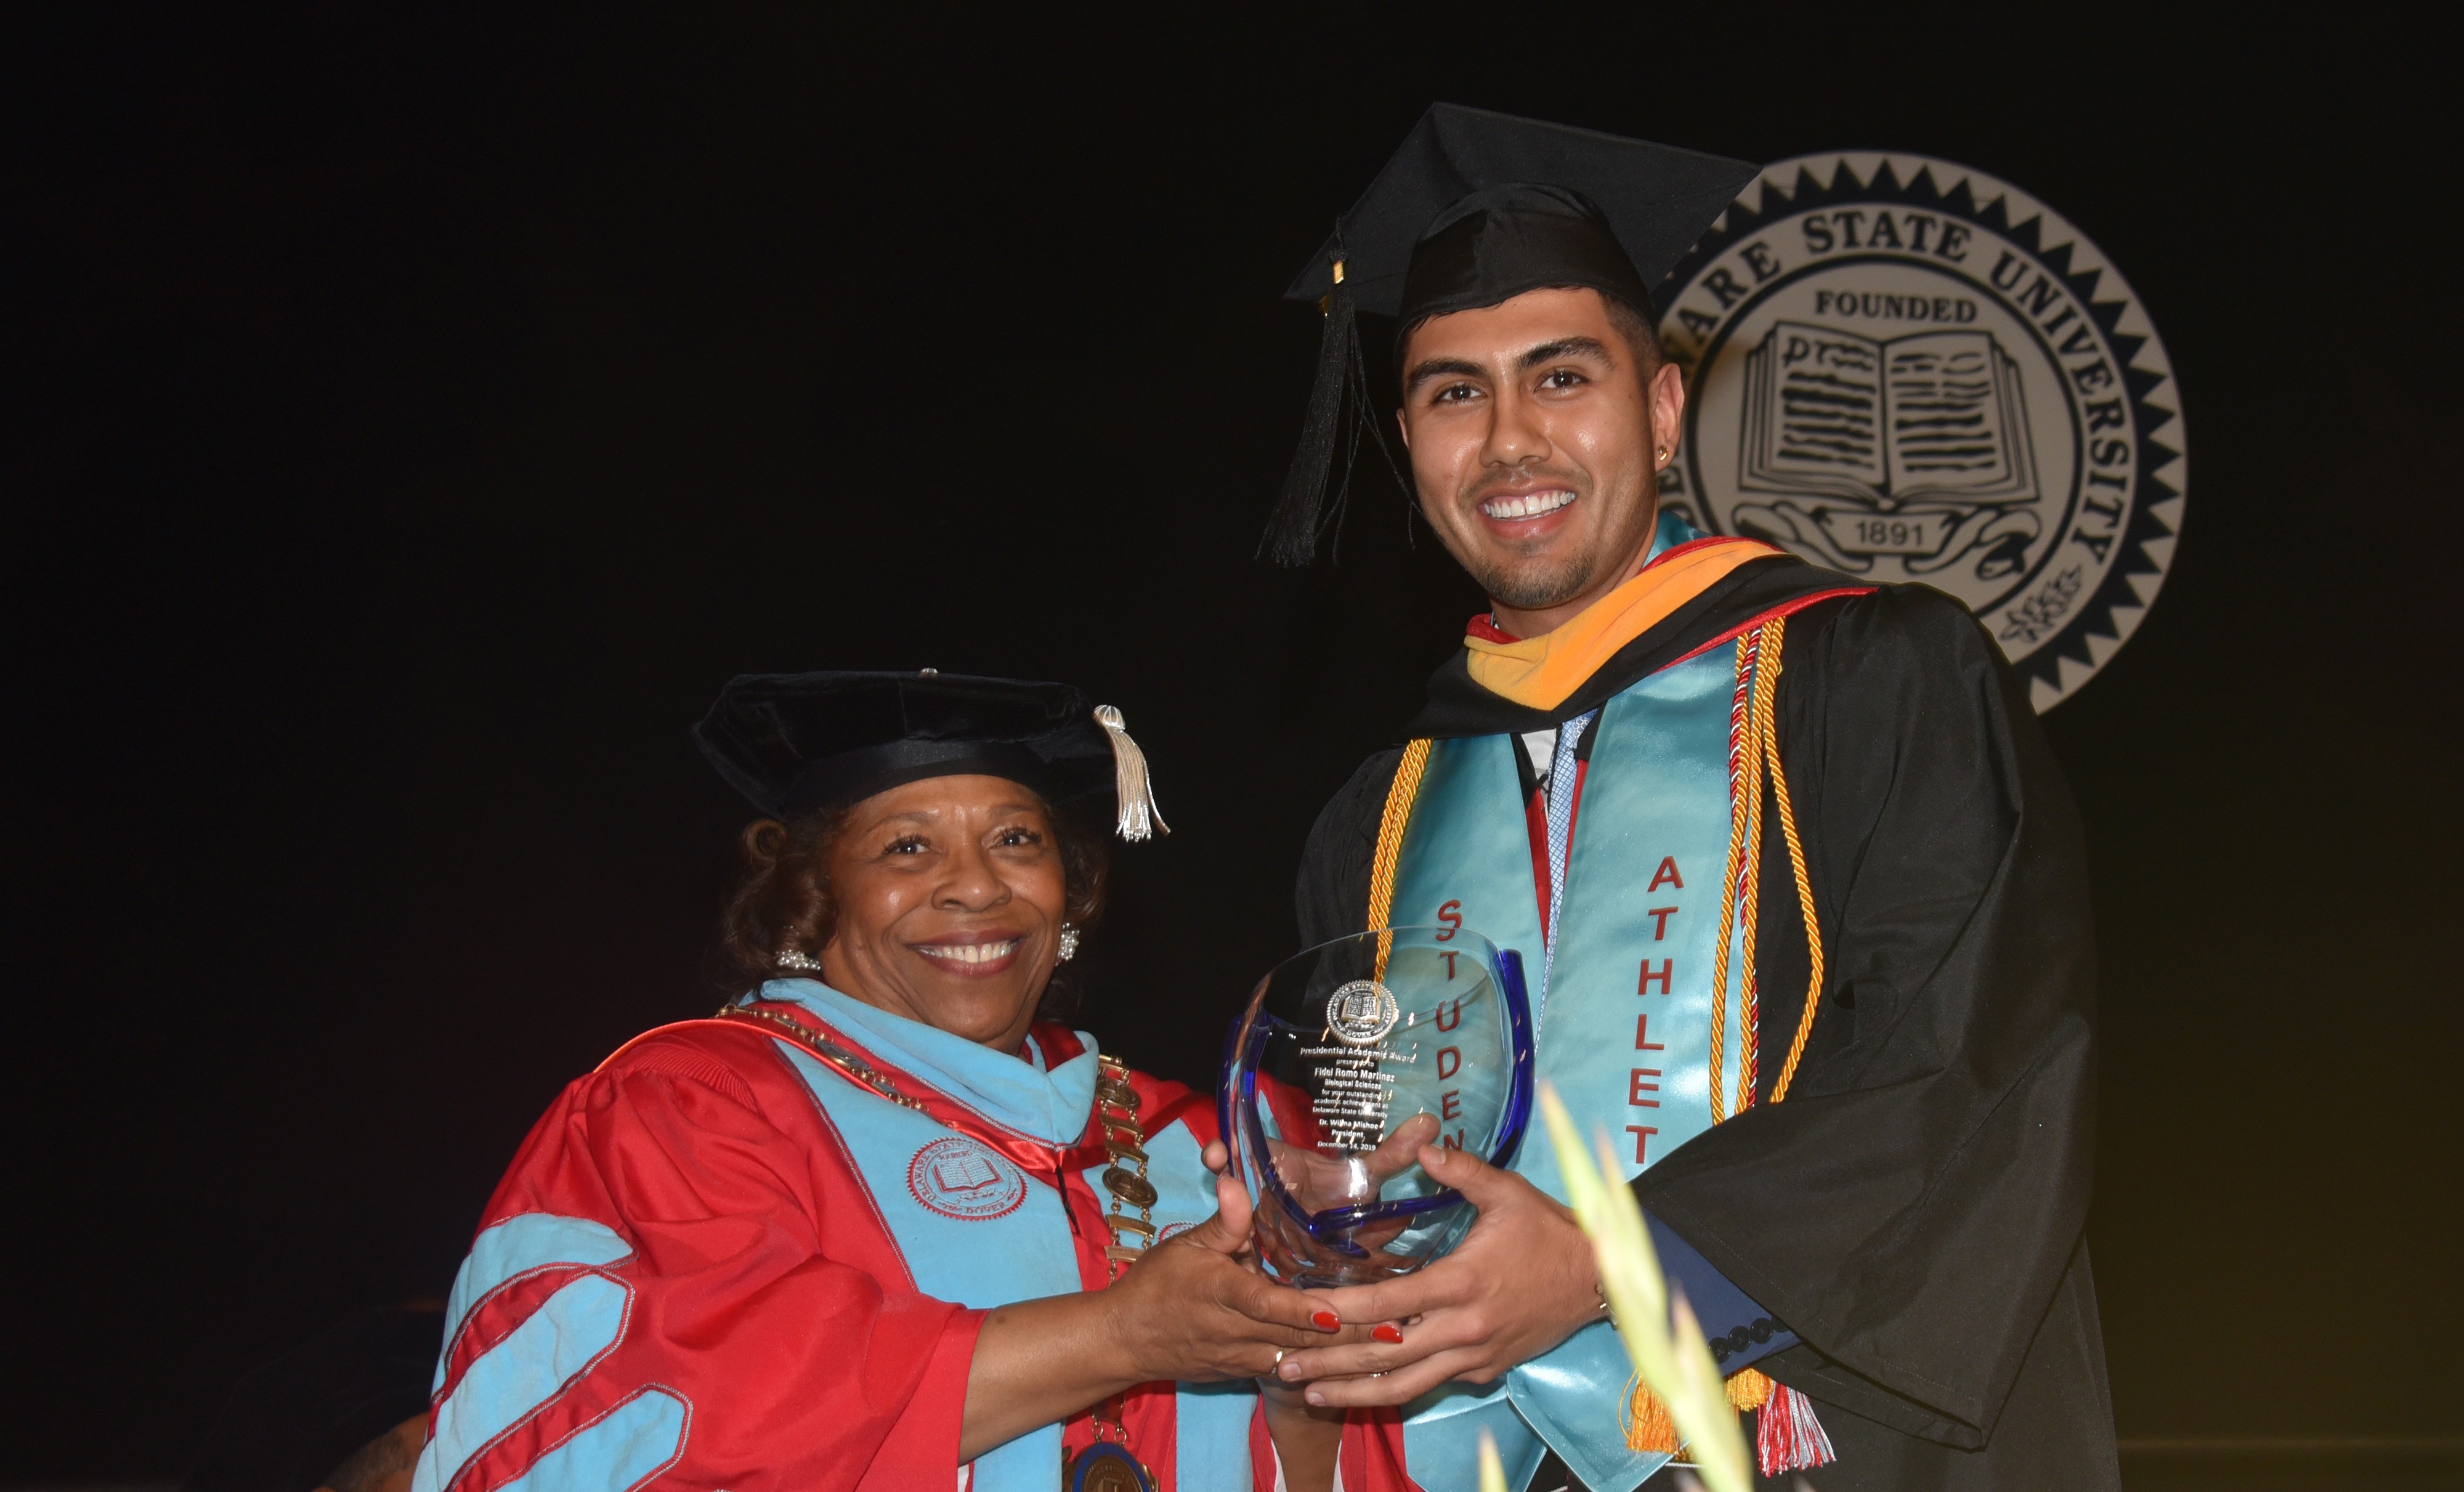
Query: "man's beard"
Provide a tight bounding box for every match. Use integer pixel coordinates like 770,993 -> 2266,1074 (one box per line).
1458,473 -> 1630,611
1465,542 -> 1609,612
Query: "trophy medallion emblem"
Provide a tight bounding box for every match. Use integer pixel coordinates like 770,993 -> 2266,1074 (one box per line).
1326,979 -> 1400,1045
1219,926 -> 1534,1287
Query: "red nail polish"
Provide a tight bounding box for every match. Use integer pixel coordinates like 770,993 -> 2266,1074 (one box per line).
1374,1323 -> 1404,1344
1311,1310 -> 1341,1331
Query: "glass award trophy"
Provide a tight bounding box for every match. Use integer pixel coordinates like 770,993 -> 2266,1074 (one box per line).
1218,926 -> 1535,1287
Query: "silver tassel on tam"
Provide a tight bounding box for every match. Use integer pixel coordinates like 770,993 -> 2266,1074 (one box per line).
1093,705 -> 1169,841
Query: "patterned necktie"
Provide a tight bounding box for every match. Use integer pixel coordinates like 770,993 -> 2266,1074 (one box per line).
1538,708 -> 1599,1030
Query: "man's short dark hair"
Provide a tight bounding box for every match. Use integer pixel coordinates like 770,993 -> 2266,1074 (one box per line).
1599,292 -> 1665,376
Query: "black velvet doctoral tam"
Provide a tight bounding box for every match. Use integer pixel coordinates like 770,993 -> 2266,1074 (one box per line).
694,670 -> 1121,821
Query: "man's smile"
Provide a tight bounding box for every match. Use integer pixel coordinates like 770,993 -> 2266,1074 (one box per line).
1478,488 -> 1578,521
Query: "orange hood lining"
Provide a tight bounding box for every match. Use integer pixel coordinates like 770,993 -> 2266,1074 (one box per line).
1462,535 -> 1786,710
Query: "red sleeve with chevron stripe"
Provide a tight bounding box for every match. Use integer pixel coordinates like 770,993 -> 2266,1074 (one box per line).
415,1021 -> 980,1491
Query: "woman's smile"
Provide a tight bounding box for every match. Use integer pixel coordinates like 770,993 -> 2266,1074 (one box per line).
908,929 -> 1026,976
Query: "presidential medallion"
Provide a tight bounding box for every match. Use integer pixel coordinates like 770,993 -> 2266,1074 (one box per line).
1065,1442 -> 1154,1492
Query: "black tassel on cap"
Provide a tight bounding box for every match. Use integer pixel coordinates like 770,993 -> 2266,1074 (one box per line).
1262,240 -> 1407,566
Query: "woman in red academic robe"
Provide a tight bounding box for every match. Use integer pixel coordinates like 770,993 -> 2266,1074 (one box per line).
409,672 -> 1411,1492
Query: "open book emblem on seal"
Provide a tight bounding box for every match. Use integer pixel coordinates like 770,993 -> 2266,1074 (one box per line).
1739,321 -> 2044,581
906,1136 -> 1027,1220
1326,979 -> 1400,1045
1656,153 -> 2186,711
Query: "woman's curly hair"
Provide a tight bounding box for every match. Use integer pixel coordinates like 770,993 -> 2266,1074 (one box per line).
713,794 -> 1111,1022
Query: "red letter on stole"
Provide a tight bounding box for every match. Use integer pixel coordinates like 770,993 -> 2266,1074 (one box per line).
1435,899 -> 1462,940
1629,1069 -> 1661,1107
1638,959 -> 1672,995
1441,1091 -> 1462,1121
1647,857 -> 1684,891
1437,1047 -> 1461,1080
1635,1013 -> 1666,1051
1646,906 -> 1678,940
1626,1125 -> 1659,1164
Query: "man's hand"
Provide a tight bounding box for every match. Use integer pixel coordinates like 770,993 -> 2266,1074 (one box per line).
1270,1143 -> 1602,1407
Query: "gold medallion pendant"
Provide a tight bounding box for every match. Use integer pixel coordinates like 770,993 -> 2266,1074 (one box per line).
1064,1441 -> 1155,1492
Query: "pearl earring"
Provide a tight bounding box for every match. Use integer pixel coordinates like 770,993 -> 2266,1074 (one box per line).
1056,923 -> 1080,962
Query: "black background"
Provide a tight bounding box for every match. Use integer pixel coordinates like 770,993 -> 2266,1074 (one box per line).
4,6 -> 2458,1481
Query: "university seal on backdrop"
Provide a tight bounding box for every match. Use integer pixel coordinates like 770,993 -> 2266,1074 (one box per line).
1655,154 -> 2186,709
907,1135 -> 1029,1221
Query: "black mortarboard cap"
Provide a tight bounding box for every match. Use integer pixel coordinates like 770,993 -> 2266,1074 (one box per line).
184,1305 -> 443,1492
693,670 -> 1167,838
1265,105 -> 1759,564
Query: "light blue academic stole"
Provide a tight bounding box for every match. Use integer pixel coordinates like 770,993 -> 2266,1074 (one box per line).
758,981 -> 1254,1492
1382,644 -> 1748,1492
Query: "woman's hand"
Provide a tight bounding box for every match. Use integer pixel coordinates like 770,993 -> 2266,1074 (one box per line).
1096,1159 -> 1349,1383
1202,1138 -> 1346,1492
960,1154 -> 1366,1461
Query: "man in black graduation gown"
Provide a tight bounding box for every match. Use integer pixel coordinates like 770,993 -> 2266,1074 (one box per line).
1260,106 -> 2117,1492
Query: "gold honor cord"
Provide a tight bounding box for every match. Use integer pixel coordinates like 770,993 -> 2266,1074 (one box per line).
1706,615 -> 1828,1119
1630,612 -> 1830,1457
1706,626 -> 1766,1124
1364,737 -> 1433,978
